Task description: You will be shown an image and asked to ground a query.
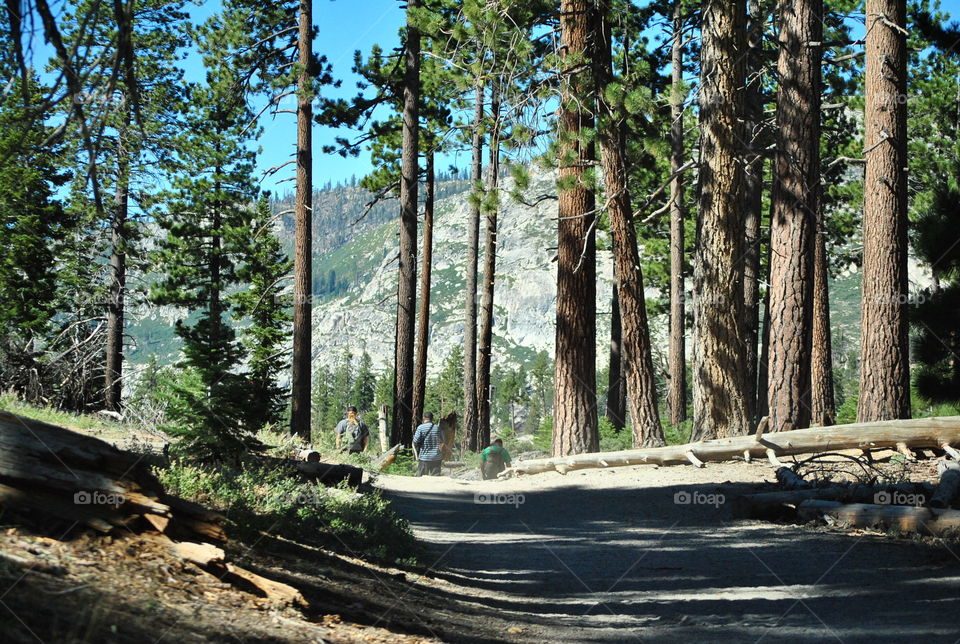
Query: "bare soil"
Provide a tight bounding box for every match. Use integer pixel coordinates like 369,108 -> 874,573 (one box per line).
2,457 -> 958,643
375,458 -> 960,643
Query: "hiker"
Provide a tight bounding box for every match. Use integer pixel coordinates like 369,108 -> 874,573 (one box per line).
480,438 -> 512,480
334,406 -> 369,454
412,412 -> 445,476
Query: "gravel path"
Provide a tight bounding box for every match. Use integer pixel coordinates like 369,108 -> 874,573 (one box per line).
375,461 -> 960,643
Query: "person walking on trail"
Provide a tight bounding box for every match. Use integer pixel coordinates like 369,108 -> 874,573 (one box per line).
413,412 -> 445,476
480,438 -> 512,480
335,406 -> 369,454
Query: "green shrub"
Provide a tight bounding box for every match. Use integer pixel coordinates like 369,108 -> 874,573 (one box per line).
598,416 -> 632,451
157,458 -> 419,564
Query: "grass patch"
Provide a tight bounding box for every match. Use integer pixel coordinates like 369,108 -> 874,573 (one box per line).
157,458 -> 420,566
0,393 -> 123,435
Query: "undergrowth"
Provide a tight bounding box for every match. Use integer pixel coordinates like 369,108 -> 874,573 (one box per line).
157,458 -> 420,566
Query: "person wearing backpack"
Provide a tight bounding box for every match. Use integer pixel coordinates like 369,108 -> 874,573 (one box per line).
412,412 -> 445,476
335,406 -> 369,454
480,438 -> 512,480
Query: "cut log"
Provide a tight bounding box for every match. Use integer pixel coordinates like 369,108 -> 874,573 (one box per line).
738,482 -> 935,518
0,410 -> 225,543
295,461 -> 363,487
298,449 -> 321,463
797,500 -> 960,536
930,462 -> 960,509
502,416 -> 960,476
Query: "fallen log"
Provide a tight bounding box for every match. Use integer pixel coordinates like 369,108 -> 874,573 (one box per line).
295,461 -> 363,487
775,467 -> 811,490
738,482 -> 935,518
502,416 -> 960,476
797,500 -> 960,536
375,444 -> 402,470
930,462 -> 960,509
0,410 -> 225,542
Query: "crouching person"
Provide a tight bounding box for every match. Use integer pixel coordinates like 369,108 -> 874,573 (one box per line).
480,438 -> 511,480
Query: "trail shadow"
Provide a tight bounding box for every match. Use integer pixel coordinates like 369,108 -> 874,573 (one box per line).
382,478 -> 960,643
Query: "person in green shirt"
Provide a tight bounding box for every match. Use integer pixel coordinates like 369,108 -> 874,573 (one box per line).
480,438 -> 512,480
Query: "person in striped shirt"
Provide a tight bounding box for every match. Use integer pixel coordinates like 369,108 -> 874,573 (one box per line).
413,412 -> 445,476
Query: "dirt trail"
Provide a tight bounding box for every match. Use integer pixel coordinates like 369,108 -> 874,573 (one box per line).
375,461 -> 960,643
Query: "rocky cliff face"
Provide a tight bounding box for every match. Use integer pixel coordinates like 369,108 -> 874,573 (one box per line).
310,167 -> 619,376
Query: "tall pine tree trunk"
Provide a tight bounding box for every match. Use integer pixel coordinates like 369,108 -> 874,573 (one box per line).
741,0 -> 767,427
391,1 -> 420,446
858,0 -> 910,421
692,0 -> 750,441
667,1 -> 687,428
463,84 -> 483,451
553,0 -> 598,457
290,0 -> 313,439
766,0 -> 822,432
810,217 -> 836,425
476,84 -> 500,448
104,122 -> 128,412
594,1 -> 664,447
412,150 -> 434,428
605,281 -> 625,430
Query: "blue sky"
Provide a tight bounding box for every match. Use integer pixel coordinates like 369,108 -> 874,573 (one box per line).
25,0 -> 960,197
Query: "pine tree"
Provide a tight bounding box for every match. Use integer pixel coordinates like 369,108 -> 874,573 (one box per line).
553,0 -> 599,456
232,196 -> 293,431
692,0 -> 751,440
151,16 -> 261,458
858,0 -> 911,422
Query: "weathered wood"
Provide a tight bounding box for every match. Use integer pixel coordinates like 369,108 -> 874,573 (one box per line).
738,482 -> 935,518
0,410 -> 225,543
930,462 -> 960,509
797,500 -> 960,536
224,563 -> 307,607
169,541 -> 225,566
503,416 -> 960,476
295,461 -> 363,487
378,405 -> 389,453
375,444 -> 402,470
297,449 -> 321,463
775,467 -> 811,490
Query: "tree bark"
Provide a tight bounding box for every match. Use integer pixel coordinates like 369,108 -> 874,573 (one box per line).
858,0 -> 911,422
667,1 -> 687,428
766,0 -> 822,432
412,149 -> 434,430
463,84 -> 483,452
692,0 -> 750,440
104,118 -> 129,412
741,0 -> 767,428
605,281 -> 626,431
476,84 -> 500,450
810,215 -> 837,426
290,0 -> 313,439
594,1 -> 664,447
553,0 -> 598,457
391,1 -> 421,447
